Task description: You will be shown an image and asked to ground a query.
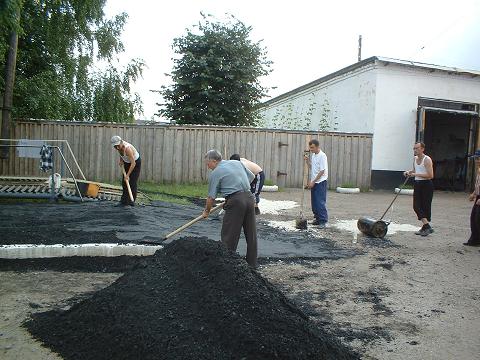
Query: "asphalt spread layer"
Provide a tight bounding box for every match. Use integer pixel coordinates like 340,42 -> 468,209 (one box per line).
0,256 -> 141,273
25,237 -> 359,360
0,201 -> 358,261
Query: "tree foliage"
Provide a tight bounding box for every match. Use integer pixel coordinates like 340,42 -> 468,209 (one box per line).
158,14 -> 272,126
0,0 -> 143,122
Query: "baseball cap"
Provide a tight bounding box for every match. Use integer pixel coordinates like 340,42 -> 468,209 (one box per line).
111,135 -> 122,147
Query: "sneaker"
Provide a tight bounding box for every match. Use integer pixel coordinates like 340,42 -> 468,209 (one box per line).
463,242 -> 480,247
419,226 -> 433,237
255,207 -> 260,215
415,224 -> 433,236
317,222 -> 327,229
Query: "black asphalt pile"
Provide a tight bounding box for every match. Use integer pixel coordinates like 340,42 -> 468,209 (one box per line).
25,237 -> 358,360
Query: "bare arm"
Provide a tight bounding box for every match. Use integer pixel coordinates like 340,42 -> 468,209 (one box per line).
308,170 -> 325,188
202,197 -> 215,218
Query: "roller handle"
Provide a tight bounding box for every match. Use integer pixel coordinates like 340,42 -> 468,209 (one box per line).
379,176 -> 410,221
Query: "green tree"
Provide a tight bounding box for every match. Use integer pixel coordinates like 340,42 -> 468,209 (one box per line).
158,14 -> 272,126
0,0 -> 143,122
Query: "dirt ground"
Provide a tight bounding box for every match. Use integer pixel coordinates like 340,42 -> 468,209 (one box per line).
1,189 -> 479,359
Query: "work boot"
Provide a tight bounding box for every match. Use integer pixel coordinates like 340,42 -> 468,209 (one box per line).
255,207 -> 260,215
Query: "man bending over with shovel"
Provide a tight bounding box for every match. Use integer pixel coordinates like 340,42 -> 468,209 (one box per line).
230,154 -> 265,215
111,135 -> 141,206
203,149 -> 258,267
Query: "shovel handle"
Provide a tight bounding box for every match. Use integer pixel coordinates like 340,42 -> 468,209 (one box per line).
121,165 -> 134,203
163,202 -> 225,241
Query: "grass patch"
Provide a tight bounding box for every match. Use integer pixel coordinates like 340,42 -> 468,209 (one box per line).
263,179 -> 275,186
399,184 -> 414,189
139,182 -> 208,198
147,193 -> 191,205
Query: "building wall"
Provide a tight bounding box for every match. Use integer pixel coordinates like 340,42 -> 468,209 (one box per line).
260,59 -> 480,188
372,63 -> 480,173
259,64 -> 377,134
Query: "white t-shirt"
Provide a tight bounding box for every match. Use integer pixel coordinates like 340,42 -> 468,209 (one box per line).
311,150 -> 328,183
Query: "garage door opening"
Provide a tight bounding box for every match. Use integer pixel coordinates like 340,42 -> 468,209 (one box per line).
417,99 -> 479,192
424,111 -> 472,190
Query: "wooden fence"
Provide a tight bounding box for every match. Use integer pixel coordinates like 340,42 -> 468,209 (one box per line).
0,120 -> 373,188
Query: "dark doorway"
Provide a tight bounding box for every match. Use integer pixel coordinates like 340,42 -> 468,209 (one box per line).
423,111 -> 472,191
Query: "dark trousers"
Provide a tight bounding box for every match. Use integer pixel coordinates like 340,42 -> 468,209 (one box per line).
311,180 -> 328,223
413,180 -> 433,222
221,191 -> 257,267
250,171 -> 265,204
468,195 -> 480,245
121,158 -> 141,204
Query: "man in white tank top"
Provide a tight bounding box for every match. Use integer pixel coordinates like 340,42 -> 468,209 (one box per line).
403,142 -> 434,236
111,135 -> 141,206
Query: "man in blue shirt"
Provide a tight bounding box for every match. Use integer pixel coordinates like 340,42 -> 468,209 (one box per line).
202,149 -> 258,267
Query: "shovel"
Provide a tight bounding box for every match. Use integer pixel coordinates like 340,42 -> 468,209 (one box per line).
295,151 -> 309,230
141,202 -> 225,244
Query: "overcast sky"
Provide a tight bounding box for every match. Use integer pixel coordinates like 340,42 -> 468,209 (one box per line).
104,0 -> 480,120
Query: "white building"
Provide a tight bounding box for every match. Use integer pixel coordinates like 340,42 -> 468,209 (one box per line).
258,56 -> 480,190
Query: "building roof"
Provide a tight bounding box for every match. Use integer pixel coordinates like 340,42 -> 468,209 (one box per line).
262,56 -> 480,107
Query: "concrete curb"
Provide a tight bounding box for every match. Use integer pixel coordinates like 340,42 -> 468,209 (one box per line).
262,185 -> 279,192
336,187 -> 361,194
0,243 -> 163,259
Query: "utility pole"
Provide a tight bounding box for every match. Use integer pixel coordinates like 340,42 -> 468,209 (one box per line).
1,9 -> 20,159
358,35 -> 362,62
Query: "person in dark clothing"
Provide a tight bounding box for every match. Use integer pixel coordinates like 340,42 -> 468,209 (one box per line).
111,135 -> 141,206
404,142 -> 434,236
464,149 -> 480,247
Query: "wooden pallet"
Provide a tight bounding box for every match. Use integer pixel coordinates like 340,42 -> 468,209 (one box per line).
0,176 -> 149,204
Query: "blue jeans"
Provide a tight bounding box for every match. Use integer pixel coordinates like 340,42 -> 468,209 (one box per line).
311,180 -> 328,223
